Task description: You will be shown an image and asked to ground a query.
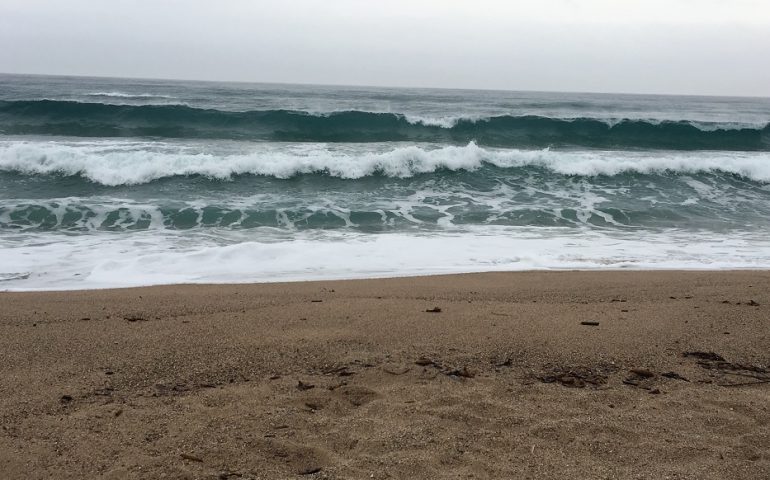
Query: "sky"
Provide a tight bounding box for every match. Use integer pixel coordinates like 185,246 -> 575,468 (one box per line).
1,0 -> 769,96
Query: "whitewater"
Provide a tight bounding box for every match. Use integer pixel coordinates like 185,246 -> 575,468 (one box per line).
4,140 -> 770,184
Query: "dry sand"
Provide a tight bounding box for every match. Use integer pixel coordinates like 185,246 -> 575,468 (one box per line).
0,271 -> 768,479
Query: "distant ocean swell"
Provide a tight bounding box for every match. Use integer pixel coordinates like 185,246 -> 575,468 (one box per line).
1,100 -> 768,150
3,141 -> 770,185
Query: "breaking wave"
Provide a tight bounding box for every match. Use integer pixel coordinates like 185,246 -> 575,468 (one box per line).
1,100 -> 768,149
2,140 -> 770,186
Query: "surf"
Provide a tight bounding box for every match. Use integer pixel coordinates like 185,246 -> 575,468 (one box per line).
1,100 -> 768,150
3,140 -> 770,185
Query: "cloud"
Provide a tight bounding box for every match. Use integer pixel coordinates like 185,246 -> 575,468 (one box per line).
1,1 -> 768,96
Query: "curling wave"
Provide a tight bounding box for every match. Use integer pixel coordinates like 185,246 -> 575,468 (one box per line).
2,140 -> 770,186
1,100 -> 768,150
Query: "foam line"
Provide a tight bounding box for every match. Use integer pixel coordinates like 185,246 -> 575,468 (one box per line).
2,141 -> 770,185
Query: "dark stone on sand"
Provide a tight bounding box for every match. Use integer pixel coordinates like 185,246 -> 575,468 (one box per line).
180,453 -> 203,463
580,321 -> 600,326
426,307 -> 442,313
60,395 -> 73,404
629,368 -> 655,378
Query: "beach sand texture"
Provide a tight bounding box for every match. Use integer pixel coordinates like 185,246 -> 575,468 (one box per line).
1,271 -> 768,479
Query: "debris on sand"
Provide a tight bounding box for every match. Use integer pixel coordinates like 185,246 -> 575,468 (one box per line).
683,351 -> 725,362
322,365 -> 355,377
425,307 -> 442,313
415,357 -> 436,366
538,367 -> 608,388
298,466 -> 322,475
683,352 -> 770,387
296,380 -> 315,391
661,371 -> 689,382
445,367 -> 475,379
623,369 -> 657,390
415,357 -> 475,379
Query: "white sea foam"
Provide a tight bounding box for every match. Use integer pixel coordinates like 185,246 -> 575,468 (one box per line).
2,227 -> 770,291
85,91 -> 177,99
403,113 -> 489,128
404,114 -> 768,131
2,140 -> 770,186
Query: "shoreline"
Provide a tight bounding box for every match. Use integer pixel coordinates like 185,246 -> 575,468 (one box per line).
1,270 -> 768,478
6,266 -> 770,293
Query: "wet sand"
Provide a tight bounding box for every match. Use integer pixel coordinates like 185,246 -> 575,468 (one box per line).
0,271 -> 768,479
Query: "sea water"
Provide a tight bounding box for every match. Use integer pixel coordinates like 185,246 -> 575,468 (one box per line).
1,74 -> 769,290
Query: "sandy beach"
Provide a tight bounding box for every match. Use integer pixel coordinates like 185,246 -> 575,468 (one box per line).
0,270 -> 768,479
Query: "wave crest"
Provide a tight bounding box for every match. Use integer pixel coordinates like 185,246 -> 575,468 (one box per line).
2,141 -> 770,186
1,100 -> 768,150
85,91 -> 177,99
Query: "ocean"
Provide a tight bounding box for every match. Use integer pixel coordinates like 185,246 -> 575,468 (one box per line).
1,73 -> 770,290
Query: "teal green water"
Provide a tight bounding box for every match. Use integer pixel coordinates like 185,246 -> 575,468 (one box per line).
2,74 -> 770,289
3,159 -> 770,233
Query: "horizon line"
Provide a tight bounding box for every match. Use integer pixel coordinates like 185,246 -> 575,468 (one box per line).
2,71 -> 768,101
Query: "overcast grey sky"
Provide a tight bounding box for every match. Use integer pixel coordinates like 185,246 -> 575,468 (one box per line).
2,0 -> 769,96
